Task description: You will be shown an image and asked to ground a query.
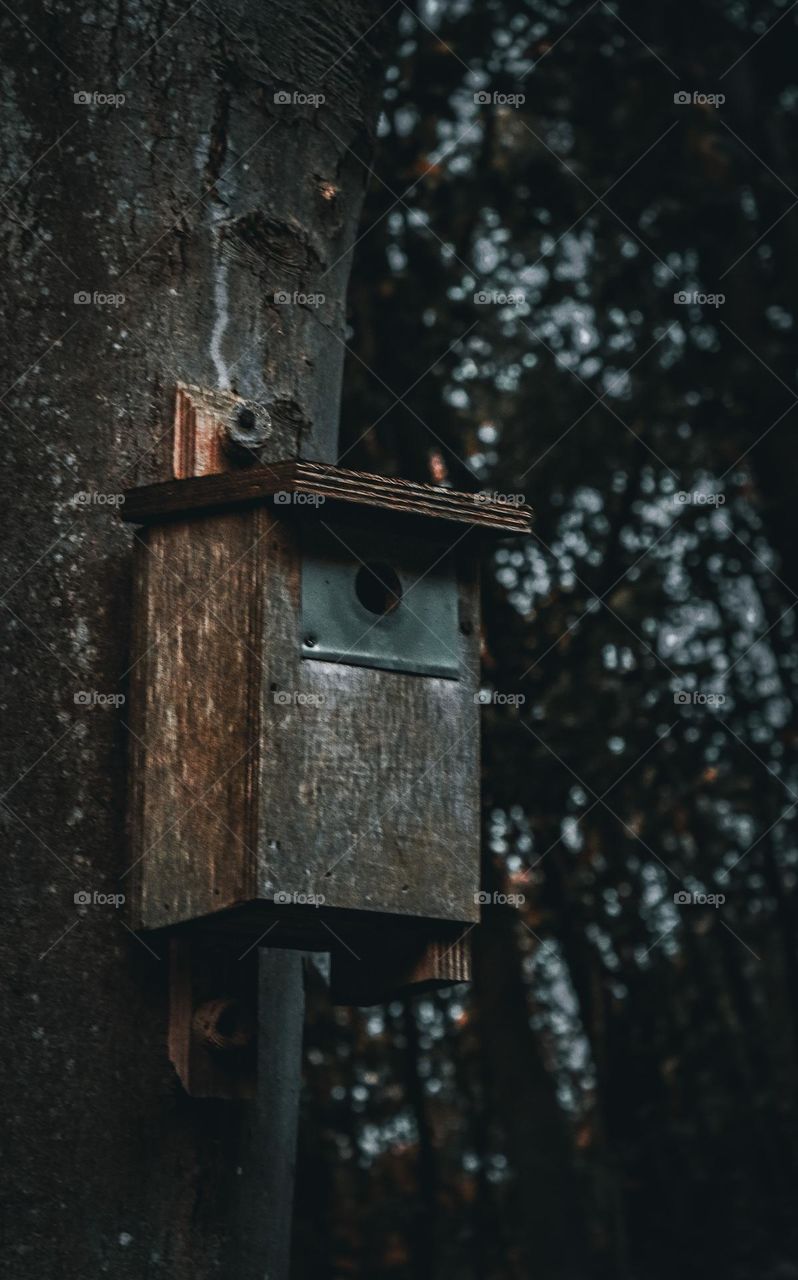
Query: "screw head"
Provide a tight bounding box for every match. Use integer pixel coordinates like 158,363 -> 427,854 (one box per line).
223,402 -> 272,462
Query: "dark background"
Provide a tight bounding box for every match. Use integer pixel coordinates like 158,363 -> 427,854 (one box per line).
2,1 -> 797,1277
295,4 -> 798,1278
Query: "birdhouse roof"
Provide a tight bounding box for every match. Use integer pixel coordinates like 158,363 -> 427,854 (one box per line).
121,461 -> 534,535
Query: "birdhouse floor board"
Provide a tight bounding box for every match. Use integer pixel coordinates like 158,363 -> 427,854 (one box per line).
164,909 -> 472,1007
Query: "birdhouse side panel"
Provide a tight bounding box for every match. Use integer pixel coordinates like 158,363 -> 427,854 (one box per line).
127,511 -> 265,930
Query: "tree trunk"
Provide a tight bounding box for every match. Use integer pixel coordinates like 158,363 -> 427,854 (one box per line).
1,3 -> 394,1276
473,911 -> 589,1279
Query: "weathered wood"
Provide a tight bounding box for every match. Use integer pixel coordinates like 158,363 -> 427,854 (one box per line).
128,391 -> 488,1003
121,460 -> 535,534
126,510 -> 265,931
134,384 -> 487,1011
124,465 -> 517,969
256,510 -> 482,926
127,502 -> 483,936
173,383 -> 280,477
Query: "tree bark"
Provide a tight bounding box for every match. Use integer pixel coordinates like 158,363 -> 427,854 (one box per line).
473,909 -> 589,1280
0,3 -> 394,1276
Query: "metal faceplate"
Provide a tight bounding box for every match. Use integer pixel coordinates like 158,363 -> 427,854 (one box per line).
300,522 -> 461,678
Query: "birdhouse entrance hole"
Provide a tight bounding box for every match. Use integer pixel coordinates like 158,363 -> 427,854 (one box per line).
355,562 -> 403,616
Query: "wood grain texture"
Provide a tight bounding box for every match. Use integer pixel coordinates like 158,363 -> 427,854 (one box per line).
127,509 -> 267,931
128,505 -> 483,935
173,383 -> 234,478
255,512 -> 481,925
173,383 -> 291,477
121,460 -> 535,535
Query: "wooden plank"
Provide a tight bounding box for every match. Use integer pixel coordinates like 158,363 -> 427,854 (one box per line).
172,383 -> 286,477
259,661 -> 481,921
173,382 -> 229,479
255,518 -> 482,926
121,460 -> 534,534
126,510 -> 265,931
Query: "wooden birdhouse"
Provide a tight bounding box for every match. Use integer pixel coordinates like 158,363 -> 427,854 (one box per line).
123,454 -> 533,1004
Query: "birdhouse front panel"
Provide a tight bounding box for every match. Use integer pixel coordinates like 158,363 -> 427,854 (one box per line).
254,508 -> 481,924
